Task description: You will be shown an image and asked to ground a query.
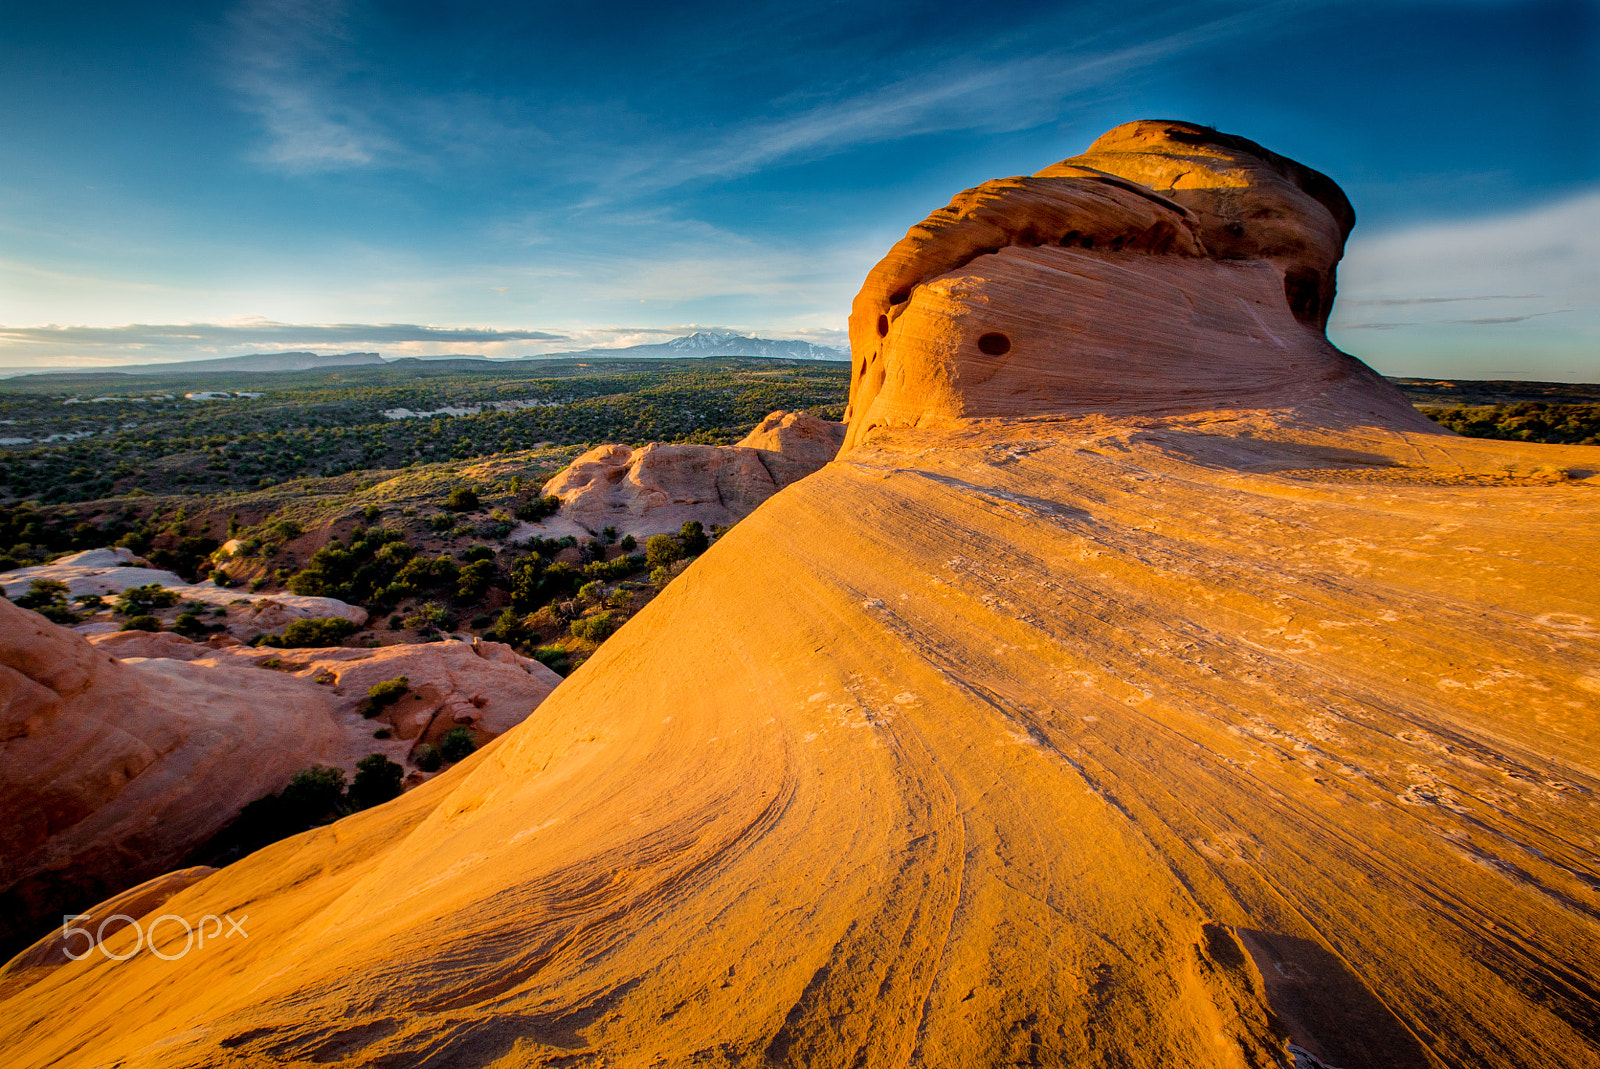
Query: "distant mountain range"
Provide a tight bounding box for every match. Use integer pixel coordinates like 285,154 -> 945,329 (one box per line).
1,335 -> 845,379
524,332 -> 847,362
13,351 -> 386,377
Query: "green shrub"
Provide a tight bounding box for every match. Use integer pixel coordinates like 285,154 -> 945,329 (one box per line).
485,607 -> 524,644
645,534 -> 682,570
277,616 -> 359,648
280,765 -> 347,824
531,645 -> 570,674
445,486 -> 480,512
605,588 -> 631,610
362,504 -> 382,523
509,556 -> 580,612
16,579 -> 79,624
582,555 -> 638,581
513,495 -> 560,522
114,583 -> 179,615
428,512 -> 456,532
122,614 -> 161,632
363,676 -> 409,716
348,753 -> 404,809
210,569 -> 235,587
569,611 -> 616,643
578,580 -> 603,603
373,727 -> 392,739
455,558 -> 495,601
439,727 -> 476,763
268,519 -> 303,542
679,520 -> 709,556
172,612 -> 210,638
402,602 -> 452,631
469,613 -> 494,629
462,544 -> 495,563
412,743 -> 442,772
618,534 -> 636,552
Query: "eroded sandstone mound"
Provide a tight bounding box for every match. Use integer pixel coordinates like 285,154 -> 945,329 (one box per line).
0,598 -> 561,957
2,123 -> 1597,1069
533,409 -> 844,538
841,119 -> 1421,450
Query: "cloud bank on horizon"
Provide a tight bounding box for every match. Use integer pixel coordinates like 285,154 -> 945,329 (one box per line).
0,0 -> 1594,379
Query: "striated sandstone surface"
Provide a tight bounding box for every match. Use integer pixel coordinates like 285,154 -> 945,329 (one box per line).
0,598 -> 562,958
2,123 -> 1598,1069
531,409 -> 844,538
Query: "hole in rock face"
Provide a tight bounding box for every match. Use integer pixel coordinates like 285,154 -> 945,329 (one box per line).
1283,268 -> 1323,325
876,314 -> 889,338
1110,235 -> 1126,251
1061,230 -> 1081,246
977,332 -> 1011,356
1079,236 -> 1095,249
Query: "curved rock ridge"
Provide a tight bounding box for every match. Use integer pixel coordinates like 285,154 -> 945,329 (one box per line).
842,119 -> 1416,451
2,126 -> 1598,1069
533,409 -> 845,538
0,597 -> 561,958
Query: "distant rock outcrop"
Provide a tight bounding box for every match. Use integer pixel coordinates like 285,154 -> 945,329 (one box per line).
530,409 -> 845,538
0,597 -> 561,958
1,548 -> 367,640
3,123 -> 1597,1069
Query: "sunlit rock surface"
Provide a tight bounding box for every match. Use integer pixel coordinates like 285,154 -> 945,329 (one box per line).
0,600 -> 560,959
1,123 -> 1597,1069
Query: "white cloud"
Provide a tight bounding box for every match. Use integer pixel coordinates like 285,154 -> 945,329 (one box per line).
225,0 -> 402,171
1329,187 -> 1600,381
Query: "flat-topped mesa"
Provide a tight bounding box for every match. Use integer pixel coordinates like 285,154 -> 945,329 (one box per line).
843,120 -> 1415,450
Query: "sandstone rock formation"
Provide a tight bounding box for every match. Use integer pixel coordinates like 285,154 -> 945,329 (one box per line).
528,408 -> 844,538
1,547 -> 368,638
0,597 -> 561,958
2,123 -> 1597,1069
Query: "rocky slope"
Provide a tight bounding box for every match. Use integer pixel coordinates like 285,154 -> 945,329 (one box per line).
1,122 -> 1597,1069
0,598 -> 561,957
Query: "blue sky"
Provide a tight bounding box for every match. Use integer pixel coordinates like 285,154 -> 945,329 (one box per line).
0,0 -> 1595,379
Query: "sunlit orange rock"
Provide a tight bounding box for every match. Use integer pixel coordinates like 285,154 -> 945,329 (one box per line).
0,600 -> 560,958
2,123 -> 1597,1069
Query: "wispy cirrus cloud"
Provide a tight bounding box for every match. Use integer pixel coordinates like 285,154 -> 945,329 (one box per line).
1342,295 -> 1539,306
598,5 -> 1303,197
225,0 -> 399,171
